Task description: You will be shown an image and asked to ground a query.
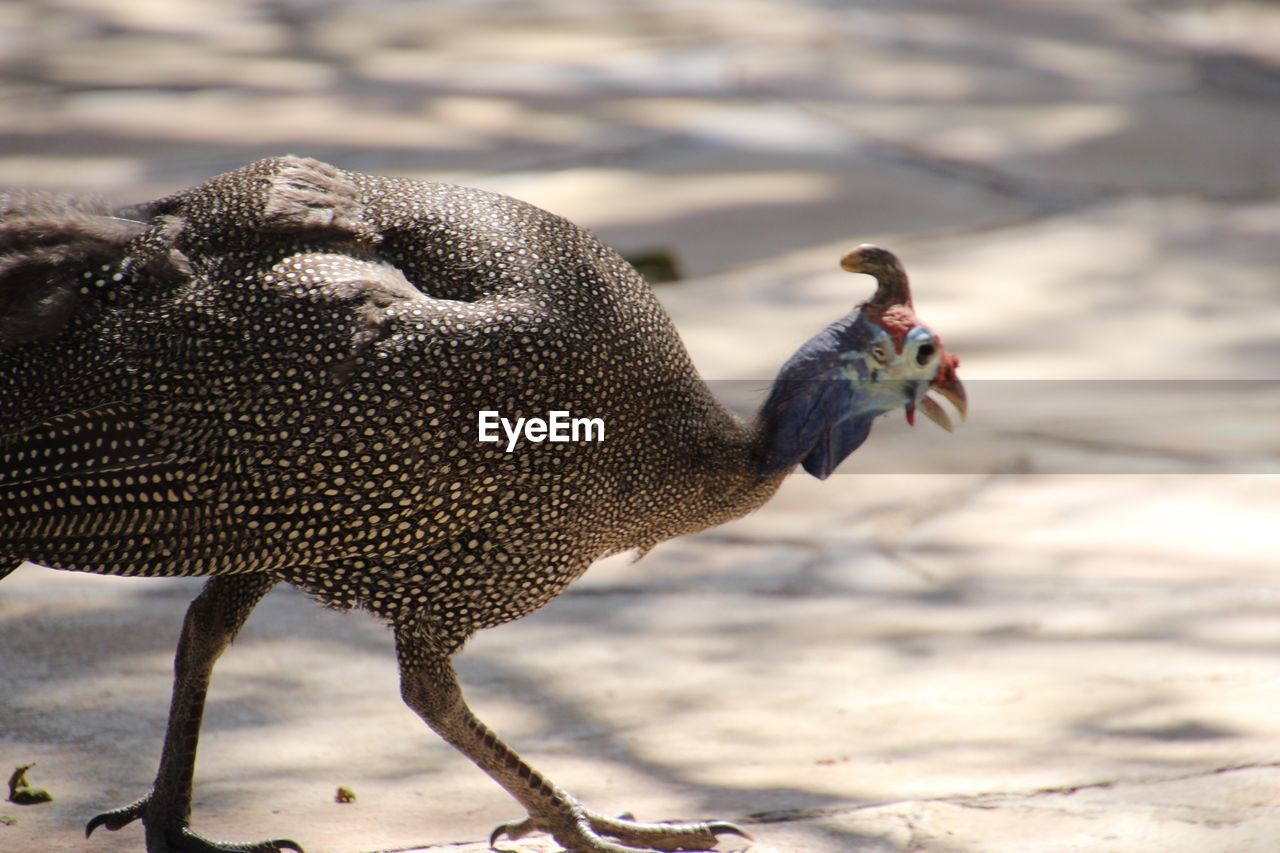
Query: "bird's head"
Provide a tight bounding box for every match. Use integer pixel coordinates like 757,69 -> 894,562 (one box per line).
761,244 -> 966,480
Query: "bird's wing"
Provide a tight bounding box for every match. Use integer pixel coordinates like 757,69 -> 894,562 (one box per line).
0,403 -> 215,567
0,252 -> 504,572
0,157 -> 522,572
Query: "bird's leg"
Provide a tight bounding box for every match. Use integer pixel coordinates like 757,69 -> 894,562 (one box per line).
395,627 -> 748,853
86,574 -> 300,853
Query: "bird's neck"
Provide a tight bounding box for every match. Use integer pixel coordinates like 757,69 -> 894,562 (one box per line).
623,388 -> 790,555
692,395 -> 794,521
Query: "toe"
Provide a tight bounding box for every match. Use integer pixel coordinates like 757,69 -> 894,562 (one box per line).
490,816 -> 539,848
583,810 -> 752,851
171,826 -> 304,853
85,795 -> 150,837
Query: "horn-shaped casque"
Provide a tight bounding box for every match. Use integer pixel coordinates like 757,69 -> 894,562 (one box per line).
840,243 -> 913,308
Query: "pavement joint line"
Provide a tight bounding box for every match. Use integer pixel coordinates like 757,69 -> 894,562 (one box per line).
954,759 -> 1280,804
367,841 -> 478,853
739,759 -> 1280,827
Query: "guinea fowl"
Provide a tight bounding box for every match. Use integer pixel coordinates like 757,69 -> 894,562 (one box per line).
0,156 -> 965,853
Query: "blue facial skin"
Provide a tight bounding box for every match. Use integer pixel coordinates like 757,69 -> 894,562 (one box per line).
762,311 -> 918,480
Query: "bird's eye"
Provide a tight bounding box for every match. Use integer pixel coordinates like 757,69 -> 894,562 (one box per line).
915,343 -> 936,366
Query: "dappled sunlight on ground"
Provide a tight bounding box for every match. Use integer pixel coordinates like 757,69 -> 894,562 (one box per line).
2,0 -> 1278,851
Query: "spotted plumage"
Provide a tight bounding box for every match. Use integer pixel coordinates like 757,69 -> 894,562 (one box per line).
1,156 -> 964,853
4,158 -> 771,633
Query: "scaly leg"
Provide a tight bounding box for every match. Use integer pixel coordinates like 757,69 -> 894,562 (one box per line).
395,625 -> 749,853
86,574 -> 300,853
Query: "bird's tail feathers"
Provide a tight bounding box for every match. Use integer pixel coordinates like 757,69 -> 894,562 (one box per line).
0,193 -> 144,351
0,193 -> 196,352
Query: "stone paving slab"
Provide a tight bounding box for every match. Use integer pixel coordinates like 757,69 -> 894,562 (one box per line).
2,1 -> 1279,852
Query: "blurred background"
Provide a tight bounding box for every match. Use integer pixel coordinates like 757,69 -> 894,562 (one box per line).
3,0 -> 1279,465
3,1 -> 1280,851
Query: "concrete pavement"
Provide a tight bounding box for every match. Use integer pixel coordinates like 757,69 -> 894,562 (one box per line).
2,1 -> 1278,851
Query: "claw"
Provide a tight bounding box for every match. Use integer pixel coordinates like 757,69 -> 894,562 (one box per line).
490,817 -> 538,848
262,840 -> 303,853
86,797 -> 147,837
85,812 -> 121,836
707,821 -> 753,842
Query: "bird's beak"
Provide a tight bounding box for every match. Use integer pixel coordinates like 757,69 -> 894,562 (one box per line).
919,353 -> 966,432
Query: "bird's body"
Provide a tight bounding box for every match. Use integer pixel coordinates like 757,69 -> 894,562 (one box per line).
2,157 -> 777,640
0,157 -> 963,853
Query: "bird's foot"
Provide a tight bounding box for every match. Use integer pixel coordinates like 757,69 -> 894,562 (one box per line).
491,806 -> 751,852
86,794 -> 302,853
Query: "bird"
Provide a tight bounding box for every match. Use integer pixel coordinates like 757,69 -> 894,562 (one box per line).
0,156 -> 966,853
